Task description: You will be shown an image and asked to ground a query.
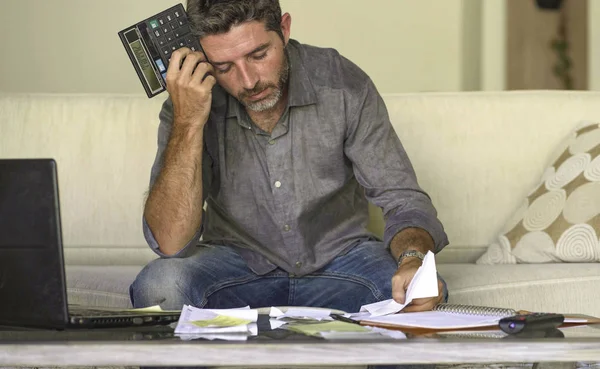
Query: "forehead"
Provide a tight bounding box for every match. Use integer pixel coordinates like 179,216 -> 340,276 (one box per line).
201,21 -> 273,63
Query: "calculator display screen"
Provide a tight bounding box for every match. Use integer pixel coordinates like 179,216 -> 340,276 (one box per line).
124,29 -> 162,93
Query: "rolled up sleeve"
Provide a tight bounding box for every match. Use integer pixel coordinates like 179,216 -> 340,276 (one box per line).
143,216 -> 202,258
343,78 -> 449,253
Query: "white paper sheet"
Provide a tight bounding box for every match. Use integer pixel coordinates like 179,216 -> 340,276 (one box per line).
359,250 -> 438,317
174,304 -> 258,335
176,323 -> 258,341
269,318 -> 289,330
269,306 -> 333,320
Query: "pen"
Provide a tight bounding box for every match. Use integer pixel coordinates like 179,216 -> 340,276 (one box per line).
330,313 -> 361,325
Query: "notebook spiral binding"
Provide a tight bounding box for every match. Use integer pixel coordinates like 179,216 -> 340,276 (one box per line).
438,331 -> 508,339
433,303 -> 517,317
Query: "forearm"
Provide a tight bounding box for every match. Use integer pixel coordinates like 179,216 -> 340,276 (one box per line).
389,227 -> 435,262
144,123 -> 204,256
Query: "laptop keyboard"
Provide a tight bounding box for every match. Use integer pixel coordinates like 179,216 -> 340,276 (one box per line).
67,306 -> 180,327
69,307 -> 160,317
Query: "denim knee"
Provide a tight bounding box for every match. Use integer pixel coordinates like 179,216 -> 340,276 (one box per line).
129,257 -> 192,310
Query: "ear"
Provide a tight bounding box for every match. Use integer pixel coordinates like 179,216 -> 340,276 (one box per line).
280,12 -> 292,46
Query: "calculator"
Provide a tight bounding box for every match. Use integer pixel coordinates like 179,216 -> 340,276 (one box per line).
118,3 -> 202,98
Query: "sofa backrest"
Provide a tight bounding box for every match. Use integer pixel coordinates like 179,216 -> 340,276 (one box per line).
374,91 -> 600,263
2,91 -> 600,265
0,93 -> 163,266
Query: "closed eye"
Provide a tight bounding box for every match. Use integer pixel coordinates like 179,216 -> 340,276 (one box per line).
216,65 -> 232,74
253,52 -> 267,60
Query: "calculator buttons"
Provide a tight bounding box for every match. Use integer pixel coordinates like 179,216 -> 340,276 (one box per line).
155,59 -> 166,72
119,3 -> 193,97
174,25 -> 189,39
142,5 -> 193,73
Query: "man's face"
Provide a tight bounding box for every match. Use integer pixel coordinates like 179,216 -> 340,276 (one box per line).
201,21 -> 289,113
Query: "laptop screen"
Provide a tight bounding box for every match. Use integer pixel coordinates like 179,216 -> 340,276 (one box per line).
0,159 -> 69,328
0,162 -> 57,248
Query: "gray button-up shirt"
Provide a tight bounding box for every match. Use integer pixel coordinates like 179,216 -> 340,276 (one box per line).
143,39 -> 448,276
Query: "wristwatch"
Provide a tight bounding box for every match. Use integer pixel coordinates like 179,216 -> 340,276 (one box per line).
396,250 -> 425,266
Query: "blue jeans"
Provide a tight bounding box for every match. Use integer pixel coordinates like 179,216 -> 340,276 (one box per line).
131,240 -> 445,369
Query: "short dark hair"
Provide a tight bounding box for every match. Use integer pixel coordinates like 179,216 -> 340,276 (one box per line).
186,0 -> 283,41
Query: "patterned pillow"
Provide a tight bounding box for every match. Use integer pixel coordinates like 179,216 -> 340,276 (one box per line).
477,121 -> 600,264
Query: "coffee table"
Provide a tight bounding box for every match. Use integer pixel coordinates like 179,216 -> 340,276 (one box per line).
1,316 -> 600,367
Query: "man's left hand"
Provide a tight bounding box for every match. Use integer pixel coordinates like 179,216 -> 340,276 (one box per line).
391,257 -> 445,312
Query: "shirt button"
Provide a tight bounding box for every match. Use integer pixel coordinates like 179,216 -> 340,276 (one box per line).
268,139 -> 276,145
274,181 -> 282,188
283,224 -> 290,232
295,261 -> 302,268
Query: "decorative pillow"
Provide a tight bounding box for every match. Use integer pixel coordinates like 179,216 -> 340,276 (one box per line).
477,121 -> 600,264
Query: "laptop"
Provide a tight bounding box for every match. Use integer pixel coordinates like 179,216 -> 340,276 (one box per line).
0,158 -> 180,329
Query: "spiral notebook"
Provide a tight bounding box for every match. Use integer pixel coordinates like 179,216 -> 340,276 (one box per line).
358,303 -> 600,332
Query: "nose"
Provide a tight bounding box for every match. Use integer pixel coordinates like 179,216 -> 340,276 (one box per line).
237,63 -> 259,91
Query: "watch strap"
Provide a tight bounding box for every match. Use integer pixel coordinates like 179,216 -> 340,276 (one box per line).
396,250 -> 426,266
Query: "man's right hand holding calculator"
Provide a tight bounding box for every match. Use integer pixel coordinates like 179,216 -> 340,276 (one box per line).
166,48 -> 216,128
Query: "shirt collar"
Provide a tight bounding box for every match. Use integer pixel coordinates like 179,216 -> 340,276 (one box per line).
225,39 -> 317,122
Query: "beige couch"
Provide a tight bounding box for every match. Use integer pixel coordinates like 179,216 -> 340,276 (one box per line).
2,90 -> 600,318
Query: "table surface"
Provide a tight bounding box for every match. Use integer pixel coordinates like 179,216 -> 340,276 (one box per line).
2,316 -> 600,367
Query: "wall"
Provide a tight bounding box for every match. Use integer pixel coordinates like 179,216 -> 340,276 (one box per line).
481,0 -> 596,92
282,0 -> 466,93
480,0 -> 506,91
461,0 -> 483,91
0,0 -> 475,94
591,0 -> 600,90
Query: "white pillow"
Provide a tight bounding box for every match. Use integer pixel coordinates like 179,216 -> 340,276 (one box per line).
477,121 -> 600,264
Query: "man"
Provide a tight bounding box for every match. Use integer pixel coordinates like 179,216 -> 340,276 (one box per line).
130,0 -> 449,314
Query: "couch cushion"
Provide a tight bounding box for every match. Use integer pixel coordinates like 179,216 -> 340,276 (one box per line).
438,263 -> 600,317
66,265 -> 142,308
477,121 -> 600,265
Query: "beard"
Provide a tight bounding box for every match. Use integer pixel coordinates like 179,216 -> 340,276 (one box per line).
237,49 -> 290,113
